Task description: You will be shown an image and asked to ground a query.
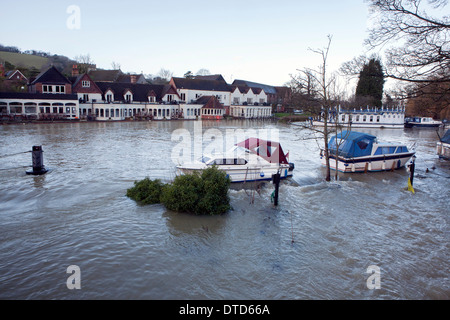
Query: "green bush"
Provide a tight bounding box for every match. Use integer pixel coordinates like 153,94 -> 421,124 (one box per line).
126,178 -> 165,205
127,166 -> 231,215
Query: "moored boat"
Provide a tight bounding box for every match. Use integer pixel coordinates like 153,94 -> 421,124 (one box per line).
437,129 -> 450,160
321,131 -> 415,173
405,117 -> 443,128
176,138 -> 294,183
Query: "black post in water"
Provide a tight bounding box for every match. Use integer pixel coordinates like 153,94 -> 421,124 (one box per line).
409,158 -> 415,186
26,146 -> 48,175
272,172 -> 281,206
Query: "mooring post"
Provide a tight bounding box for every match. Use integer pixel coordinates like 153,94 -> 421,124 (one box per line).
26,146 -> 48,175
409,157 -> 415,186
272,172 -> 281,206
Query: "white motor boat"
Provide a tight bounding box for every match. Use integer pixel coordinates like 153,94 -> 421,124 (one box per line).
405,117 -> 443,128
321,131 -> 416,173
176,138 -> 294,183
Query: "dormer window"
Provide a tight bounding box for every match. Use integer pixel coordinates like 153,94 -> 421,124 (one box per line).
124,91 -> 133,103
82,81 -> 90,88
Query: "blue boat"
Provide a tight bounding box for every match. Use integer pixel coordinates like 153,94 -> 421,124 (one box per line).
321,131 -> 416,172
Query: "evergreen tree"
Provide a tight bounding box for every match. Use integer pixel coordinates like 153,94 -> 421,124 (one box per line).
355,58 -> 385,107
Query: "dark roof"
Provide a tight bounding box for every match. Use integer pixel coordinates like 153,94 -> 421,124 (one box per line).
195,96 -> 225,109
171,77 -> 231,92
231,85 -> 264,95
95,82 -> 166,102
232,79 -> 277,95
194,74 -> 226,82
88,69 -> 122,82
31,66 -> 72,85
0,92 -> 78,101
115,74 -> 147,84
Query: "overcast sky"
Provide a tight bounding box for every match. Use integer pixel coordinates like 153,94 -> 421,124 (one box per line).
0,0 -> 373,89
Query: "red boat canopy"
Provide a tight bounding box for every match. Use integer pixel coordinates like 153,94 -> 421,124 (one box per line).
236,138 -> 289,164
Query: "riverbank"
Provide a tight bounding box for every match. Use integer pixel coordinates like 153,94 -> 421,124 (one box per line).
274,113 -> 310,123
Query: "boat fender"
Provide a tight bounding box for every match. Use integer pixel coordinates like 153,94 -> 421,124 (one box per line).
289,163 -> 295,171
260,172 -> 265,177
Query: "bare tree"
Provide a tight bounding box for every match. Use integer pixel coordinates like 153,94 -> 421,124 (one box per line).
196,68 -> 211,76
365,0 -> 450,95
111,61 -> 121,70
74,54 -> 95,74
156,68 -> 173,83
290,35 -> 346,181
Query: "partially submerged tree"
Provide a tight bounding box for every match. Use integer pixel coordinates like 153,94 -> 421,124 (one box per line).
290,35 -> 349,181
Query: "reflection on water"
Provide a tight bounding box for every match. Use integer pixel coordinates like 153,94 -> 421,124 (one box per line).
0,120 -> 448,300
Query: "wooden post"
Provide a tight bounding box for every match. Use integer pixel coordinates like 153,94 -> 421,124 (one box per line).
409,159 -> 415,186
272,172 -> 281,206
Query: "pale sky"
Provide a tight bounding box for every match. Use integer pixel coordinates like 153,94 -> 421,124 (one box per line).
0,0 -> 372,89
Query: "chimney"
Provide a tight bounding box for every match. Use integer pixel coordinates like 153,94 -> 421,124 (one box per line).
72,64 -> 79,77
130,75 -> 137,84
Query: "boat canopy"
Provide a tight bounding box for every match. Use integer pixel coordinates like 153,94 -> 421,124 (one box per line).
440,129 -> 450,144
236,138 -> 289,164
328,131 -> 377,158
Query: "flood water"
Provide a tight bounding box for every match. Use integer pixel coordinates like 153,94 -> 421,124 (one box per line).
0,120 -> 448,300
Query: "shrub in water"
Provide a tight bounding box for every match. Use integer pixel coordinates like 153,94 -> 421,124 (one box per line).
126,178 -> 165,205
128,166 -> 231,215
161,166 -> 231,215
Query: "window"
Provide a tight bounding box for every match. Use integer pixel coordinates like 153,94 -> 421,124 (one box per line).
83,94 -> 89,102
180,93 -> 186,101
82,81 -> 90,88
125,93 -> 132,103
106,94 -> 113,102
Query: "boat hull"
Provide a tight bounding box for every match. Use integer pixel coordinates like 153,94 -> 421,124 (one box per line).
322,153 -> 415,173
405,123 -> 442,128
312,121 -> 404,129
177,165 -> 293,183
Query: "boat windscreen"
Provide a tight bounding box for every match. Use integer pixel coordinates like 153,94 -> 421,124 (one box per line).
200,156 -> 211,163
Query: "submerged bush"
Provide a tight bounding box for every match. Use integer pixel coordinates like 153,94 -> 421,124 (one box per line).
127,166 -> 231,215
126,178 -> 165,205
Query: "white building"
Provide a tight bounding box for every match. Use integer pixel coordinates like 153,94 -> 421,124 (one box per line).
312,105 -> 406,129
170,77 -> 231,106
0,92 -> 79,120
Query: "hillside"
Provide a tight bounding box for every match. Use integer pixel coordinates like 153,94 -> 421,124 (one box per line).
0,51 -> 49,70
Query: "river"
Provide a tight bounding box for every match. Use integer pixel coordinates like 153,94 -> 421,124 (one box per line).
0,120 -> 448,300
